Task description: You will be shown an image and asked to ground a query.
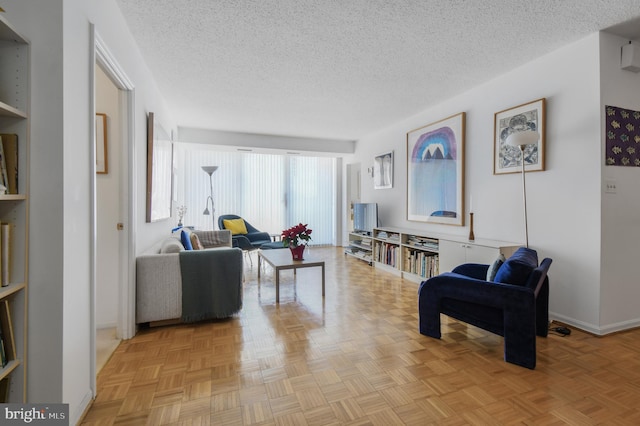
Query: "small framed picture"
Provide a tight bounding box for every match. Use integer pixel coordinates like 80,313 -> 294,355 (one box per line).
95,113 -> 108,174
494,98 -> 546,174
373,151 -> 393,189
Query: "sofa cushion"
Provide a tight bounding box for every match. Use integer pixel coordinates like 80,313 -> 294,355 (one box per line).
494,247 -> 538,286
223,218 -> 248,235
486,253 -> 506,281
181,229 -> 194,250
190,232 -> 204,250
160,238 -> 185,253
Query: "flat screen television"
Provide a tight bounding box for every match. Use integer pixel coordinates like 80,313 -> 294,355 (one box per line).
353,202 -> 378,235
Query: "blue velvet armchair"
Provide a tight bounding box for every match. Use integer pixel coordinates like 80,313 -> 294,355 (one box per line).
418,247 -> 552,369
217,214 -> 272,251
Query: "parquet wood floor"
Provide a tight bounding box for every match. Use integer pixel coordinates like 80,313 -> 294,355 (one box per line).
82,247 -> 640,425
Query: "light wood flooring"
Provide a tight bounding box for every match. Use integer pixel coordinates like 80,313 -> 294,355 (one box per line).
97,327 -> 121,374
82,247 -> 640,425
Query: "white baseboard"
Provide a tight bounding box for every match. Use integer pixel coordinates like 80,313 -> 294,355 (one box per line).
550,312 -> 640,335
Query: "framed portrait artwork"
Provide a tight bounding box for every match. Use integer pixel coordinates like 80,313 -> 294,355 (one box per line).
95,113 -> 108,174
146,112 -> 173,222
494,98 -> 546,174
374,150 -> 393,189
406,112 -> 465,226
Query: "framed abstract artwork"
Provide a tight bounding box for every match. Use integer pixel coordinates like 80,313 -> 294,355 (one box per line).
374,150 -> 393,189
406,112 -> 465,226
605,105 -> 640,167
146,112 -> 173,223
494,98 -> 546,174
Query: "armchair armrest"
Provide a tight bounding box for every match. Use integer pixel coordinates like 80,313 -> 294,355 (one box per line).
451,263 -> 489,280
420,272 -> 534,310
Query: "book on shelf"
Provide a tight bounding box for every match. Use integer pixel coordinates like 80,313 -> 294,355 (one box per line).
0,134 -> 18,194
0,223 -> 9,287
0,378 -> 8,403
0,137 -> 7,194
406,235 -> 439,251
0,330 -> 6,368
0,301 -> 15,362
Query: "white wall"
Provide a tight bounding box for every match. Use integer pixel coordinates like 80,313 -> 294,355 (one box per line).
600,32 -> 640,333
95,66 -> 120,328
7,0 -> 174,422
349,33 -> 607,333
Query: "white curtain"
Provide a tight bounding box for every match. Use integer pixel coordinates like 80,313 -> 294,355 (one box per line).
174,144 -> 336,245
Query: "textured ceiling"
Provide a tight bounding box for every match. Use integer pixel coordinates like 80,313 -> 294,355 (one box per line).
115,0 -> 640,141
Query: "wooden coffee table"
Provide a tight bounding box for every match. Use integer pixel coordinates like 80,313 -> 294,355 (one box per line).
257,249 -> 325,303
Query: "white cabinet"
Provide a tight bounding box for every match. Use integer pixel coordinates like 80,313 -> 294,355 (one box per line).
0,14 -> 29,403
438,239 -> 519,273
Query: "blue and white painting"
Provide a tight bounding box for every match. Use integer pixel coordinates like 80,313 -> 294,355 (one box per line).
407,113 -> 465,225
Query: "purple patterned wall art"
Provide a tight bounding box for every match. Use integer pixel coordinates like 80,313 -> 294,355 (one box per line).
605,105 -> 640,167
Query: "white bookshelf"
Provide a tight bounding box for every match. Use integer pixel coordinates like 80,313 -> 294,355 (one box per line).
344,232 -> 374,265
0,13 -> 29,403
373,227 -> 520,283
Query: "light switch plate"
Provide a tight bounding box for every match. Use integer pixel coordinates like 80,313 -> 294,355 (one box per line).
605,180 -> 617,194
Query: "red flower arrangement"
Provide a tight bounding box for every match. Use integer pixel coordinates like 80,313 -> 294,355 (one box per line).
281,223 -> 312,247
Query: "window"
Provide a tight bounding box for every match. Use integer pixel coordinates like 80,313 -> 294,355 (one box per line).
174,144 -> 336,245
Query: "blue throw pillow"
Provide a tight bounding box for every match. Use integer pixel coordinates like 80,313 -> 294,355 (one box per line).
494,247 -> 537,286
181,229 -> 193,250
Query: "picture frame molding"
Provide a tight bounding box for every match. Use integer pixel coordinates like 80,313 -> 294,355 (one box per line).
493,98 -> 546,175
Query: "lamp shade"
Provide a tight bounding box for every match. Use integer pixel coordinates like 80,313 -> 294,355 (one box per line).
202,165 -> 219,175
506,130 -> 539,147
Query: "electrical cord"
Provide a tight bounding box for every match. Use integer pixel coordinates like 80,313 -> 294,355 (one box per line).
548,325 -> 571,336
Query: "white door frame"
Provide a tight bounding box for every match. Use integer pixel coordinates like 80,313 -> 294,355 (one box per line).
90,25 -> 137,395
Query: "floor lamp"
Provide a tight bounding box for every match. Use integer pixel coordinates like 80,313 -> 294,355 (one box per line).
505,130 -> 539,248
202,166 -> 219,230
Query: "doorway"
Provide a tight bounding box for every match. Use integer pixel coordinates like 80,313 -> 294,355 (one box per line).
94,65 -> 122,372
91,27 -> 137,395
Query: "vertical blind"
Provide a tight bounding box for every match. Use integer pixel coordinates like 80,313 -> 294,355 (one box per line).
174,143 -> 336,245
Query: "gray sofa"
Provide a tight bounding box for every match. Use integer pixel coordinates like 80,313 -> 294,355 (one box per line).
136,230 -> 243,324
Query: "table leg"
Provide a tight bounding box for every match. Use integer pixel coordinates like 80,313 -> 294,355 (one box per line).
321,264 -> 325,297
275,267 -> 280,303
258,255 -> 261,278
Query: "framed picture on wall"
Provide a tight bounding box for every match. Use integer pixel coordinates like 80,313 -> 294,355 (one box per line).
494,98 -> 546,174
406,112 -> 465,226
373,150 -> 393,189
95,113 -> 108,174
146,112 -> 173,222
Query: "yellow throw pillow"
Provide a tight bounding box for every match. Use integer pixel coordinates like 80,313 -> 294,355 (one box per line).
223,218 -> 248,235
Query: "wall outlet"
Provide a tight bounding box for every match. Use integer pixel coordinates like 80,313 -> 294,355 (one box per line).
605,180 -> 617,194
